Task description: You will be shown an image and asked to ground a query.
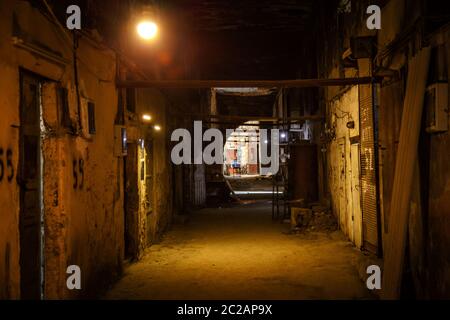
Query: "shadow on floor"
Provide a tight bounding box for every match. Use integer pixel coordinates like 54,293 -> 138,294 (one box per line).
105,202 -> 374,300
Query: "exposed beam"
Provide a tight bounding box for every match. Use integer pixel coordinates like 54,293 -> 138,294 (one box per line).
171,113 -> 323,122
117,76 -> 382,89
201,121 -> 302,126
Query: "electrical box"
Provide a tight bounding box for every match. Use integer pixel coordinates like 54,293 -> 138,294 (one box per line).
425,83 -> 448,133
114,125 -> 127,156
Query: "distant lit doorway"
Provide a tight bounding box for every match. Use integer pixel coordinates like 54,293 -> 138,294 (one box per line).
223,122 -> 275,199
223,122 -> 260,177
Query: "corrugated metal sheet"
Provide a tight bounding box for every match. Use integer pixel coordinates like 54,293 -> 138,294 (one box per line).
359,83 -> 379,254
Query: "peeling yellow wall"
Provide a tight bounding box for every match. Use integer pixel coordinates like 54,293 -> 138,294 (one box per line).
319,0 -> 450,296
0,0 -> 21,300
327,86 -> 362,247
320,1 -> 381,251
0,1 -> 123,298
135,89 -> 173,245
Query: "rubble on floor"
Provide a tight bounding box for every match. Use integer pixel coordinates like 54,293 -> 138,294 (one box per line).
290,202 -> 337,233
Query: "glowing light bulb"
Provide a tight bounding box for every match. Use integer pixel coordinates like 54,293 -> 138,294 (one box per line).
137,21 -> 158,40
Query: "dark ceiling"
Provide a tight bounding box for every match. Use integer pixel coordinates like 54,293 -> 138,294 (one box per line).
177,0 -> 315,32
164,0 -> 318,80
157,0 -> 319,115
49,0 -> 319,80
135,0 -> 317,79
48,0 -> 320,116
217,92 -> 279,118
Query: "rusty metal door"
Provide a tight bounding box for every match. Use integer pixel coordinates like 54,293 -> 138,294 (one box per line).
19,72 -> 43,299
350,143 -> 362,249
124,143 -> 139,260
359,83 -> 380,254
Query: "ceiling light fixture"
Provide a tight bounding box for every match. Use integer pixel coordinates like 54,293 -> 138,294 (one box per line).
137,20 -> 158,40
142,114 -> 152,122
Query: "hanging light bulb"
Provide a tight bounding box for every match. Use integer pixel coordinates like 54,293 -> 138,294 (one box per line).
137,21 -> 158,40
136,5 -> 159,41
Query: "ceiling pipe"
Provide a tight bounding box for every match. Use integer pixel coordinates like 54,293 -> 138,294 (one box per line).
117,76 -> 383,89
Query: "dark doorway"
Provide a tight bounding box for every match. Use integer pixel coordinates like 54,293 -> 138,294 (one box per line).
124,143 -> 139,260
19,72 -> 43,299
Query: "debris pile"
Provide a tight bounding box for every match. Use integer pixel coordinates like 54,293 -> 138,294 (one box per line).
290,203 -> 337,233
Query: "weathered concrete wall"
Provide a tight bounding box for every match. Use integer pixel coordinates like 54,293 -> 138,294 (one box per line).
316,0 -> 373,250
135,89 -> 173,245
327,86 -> 362,247
318,0 -> 450,297
0,0 -> 21,300
377,0 -> 450,298
0,1 -> 123,298
427,96 -> 450,297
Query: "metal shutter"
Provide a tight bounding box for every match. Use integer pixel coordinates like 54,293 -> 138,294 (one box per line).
359,83 -> 380,254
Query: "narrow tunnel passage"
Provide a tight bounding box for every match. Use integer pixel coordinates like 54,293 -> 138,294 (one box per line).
105,201 -> 372,300
1,0 -> 450,304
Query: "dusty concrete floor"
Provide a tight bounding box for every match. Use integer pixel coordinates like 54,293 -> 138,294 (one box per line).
105,202 -> 373,300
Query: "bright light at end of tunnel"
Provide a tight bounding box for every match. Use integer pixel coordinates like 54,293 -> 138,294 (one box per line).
142,114 -> 152,122
154,125 -> 161,131
281,133 -> 286,138
137,21 -> 158,40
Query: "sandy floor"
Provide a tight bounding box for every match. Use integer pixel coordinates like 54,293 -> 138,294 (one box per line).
104,202 -> 373,300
